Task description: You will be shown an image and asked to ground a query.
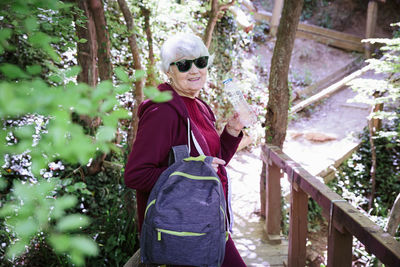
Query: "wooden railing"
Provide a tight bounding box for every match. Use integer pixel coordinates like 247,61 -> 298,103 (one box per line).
261,144 -> 400,267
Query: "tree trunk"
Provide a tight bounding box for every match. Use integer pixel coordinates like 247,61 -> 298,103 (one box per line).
89,0 -> 113,81
85,0 -> 113,175
74,0 -> 99,128
117,0 -> 144,153
203,0 -> 219,49
75,0 -> 98,87
368,115 -> 377,211
141,6 -> 157,87
265,0 -> 304,148
261,0 -> 303,223
368,91 -> 383,210
203,0 -> 235,49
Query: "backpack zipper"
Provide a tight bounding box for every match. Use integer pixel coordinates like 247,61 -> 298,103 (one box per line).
220,205 -> 229,241
144,199 -> 156,217
156,228 -> 206,241
170,171 -> 220,183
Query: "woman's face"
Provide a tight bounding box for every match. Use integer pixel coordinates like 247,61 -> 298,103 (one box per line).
167,57 -> 207,98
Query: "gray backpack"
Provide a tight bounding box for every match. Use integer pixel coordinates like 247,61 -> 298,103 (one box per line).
140,145 -> 228,267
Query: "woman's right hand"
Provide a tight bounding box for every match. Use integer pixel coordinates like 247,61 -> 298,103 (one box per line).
226,112 -> 244,137
211,157 -> 226,172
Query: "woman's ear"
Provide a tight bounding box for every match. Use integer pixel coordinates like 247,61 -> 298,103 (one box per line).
166,70 -> 173,80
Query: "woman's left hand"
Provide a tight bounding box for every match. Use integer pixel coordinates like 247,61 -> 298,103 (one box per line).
211,157 -> 226,172
226,112 -> 244,137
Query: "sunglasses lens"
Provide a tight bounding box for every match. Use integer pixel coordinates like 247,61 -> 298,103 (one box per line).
194,56 -> 208,69
175,60 -> 192,72
172,56 -> 209,72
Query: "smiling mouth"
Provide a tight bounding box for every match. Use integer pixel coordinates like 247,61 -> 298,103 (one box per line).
188,77 -> 200,81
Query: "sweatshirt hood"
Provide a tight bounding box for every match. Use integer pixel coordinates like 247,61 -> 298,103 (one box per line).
137,83 -> 215,123
137,83 -> 188,119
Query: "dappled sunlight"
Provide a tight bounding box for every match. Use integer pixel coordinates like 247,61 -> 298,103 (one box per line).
285,84 -> 372,178
228,147 -> 288,266
226,70 -> 383,265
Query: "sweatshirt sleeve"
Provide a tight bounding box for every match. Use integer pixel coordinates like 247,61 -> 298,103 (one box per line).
124,103 -> 179,192
219,125 -> 243,164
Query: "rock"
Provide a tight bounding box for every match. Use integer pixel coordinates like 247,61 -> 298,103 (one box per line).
304,132 -> 337,142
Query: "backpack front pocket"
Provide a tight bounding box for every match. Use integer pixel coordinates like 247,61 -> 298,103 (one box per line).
149,222 -> 211,266
155,228 -> 206,240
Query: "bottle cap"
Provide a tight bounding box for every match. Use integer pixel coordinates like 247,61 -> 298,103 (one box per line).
222,78 -> 232,85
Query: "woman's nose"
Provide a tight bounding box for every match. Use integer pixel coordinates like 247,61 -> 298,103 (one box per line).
188,64 -> 200,73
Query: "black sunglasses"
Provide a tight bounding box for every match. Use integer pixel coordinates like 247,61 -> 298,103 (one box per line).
170,56 -> 209,73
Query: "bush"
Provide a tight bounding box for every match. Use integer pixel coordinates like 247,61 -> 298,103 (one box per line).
328,116 -> 400,218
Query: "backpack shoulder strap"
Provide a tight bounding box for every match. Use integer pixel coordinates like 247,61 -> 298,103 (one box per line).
187,118 -> 205,156
169,145 -> 190,164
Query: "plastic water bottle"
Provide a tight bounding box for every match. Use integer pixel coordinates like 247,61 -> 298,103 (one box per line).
223,78 -> 257,127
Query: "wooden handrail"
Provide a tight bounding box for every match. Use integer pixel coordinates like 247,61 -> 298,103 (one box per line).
252,9 -> 364,52
261,144 -> 400,267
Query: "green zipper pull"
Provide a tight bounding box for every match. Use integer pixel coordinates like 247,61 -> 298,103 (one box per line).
157,230 -> 161,241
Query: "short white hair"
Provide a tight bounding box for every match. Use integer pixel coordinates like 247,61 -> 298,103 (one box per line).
160,33 -> 212,73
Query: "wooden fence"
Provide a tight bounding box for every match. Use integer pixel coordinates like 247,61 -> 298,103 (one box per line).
253,10 -> 364,53
261,144 -> 400,267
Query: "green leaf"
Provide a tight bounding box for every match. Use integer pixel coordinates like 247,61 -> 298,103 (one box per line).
26,65 -> 42,75
31,157 -> 47,176
28,32 -> 51,48
65,185 -> 76,193
48,233 -> 70,253
15,219 -> 38,238
0,28 -> 12,42
14,124 -> 35,139
115,67 -> 130,83
70,236 -> 98,256
75,99 -> 92,115
116,84 -> 131,94
56,214 -> 90,232
49,74 -> 63,84
65,66 -> 81,78
0,177 -> 7,190
102,108 -> 130,128
70,250 -> 85,266
144,86 -> 173,103
0,64 -> 29,79
24,17 -> 38,32
45,45 -> 61,63
11,1 -> 29,14
14,181 -> 33,202
93,80 -> 113,101
36,180 -> 56,196
99,98 -> 117,113
96,126 -> 115,142
78,38 -> 87,43
134,69 -> 146,81
6,240 -> 26,259
36,205 -> 50,226
73,182 -> 86,190
0,203 -> 17,217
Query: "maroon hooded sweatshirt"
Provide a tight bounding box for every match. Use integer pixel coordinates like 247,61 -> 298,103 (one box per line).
124,83 -> 242,232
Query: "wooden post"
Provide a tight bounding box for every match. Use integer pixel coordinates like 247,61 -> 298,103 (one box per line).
327,225 -> 352,267
288,185 -> 308,267
386,193 -> 400,236
365,0 -> 378,58
265,162 -> 282,244
270,0 -> 284,36
260,162 -> 266,218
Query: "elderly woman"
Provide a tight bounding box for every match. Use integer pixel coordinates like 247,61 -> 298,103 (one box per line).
124,33 -> 246,266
